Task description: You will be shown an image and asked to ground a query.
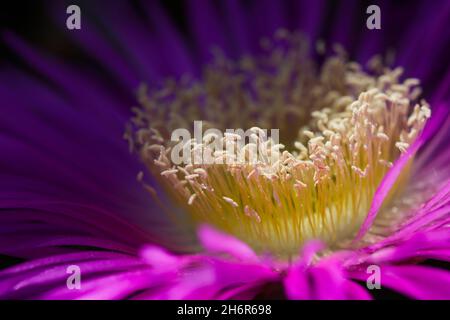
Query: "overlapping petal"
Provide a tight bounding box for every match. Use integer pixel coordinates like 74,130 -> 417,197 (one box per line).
0,0 -> 449,300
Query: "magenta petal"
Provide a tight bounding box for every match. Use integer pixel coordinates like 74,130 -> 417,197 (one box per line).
359,228 -> 450,265
344,281 -> 373,300
40,270 -> 163,300
177,260 -> 276,300
0,251 -> 151,299
284,243 -> 369,300
283,264 -> 311,299
299,240 -> 325,266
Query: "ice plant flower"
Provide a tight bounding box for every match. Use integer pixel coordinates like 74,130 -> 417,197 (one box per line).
0,1 -> 449,300
129,33 -> 432,258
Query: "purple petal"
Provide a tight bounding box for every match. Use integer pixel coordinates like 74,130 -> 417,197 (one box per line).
198,225 -> 259,262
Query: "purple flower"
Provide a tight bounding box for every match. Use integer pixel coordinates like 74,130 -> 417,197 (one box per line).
0,0 -> 449,300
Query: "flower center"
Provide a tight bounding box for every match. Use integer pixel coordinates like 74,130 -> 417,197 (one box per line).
127,31 -> 430,258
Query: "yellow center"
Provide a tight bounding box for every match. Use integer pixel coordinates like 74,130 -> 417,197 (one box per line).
127,31 -> 430,259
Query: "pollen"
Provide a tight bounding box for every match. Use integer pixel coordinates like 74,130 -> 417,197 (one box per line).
127,31 -> 430,258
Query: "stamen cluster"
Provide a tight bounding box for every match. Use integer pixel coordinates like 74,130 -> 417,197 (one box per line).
127,31 -> 430,257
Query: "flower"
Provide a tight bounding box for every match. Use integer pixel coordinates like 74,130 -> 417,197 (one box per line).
0,0 -> 449,300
